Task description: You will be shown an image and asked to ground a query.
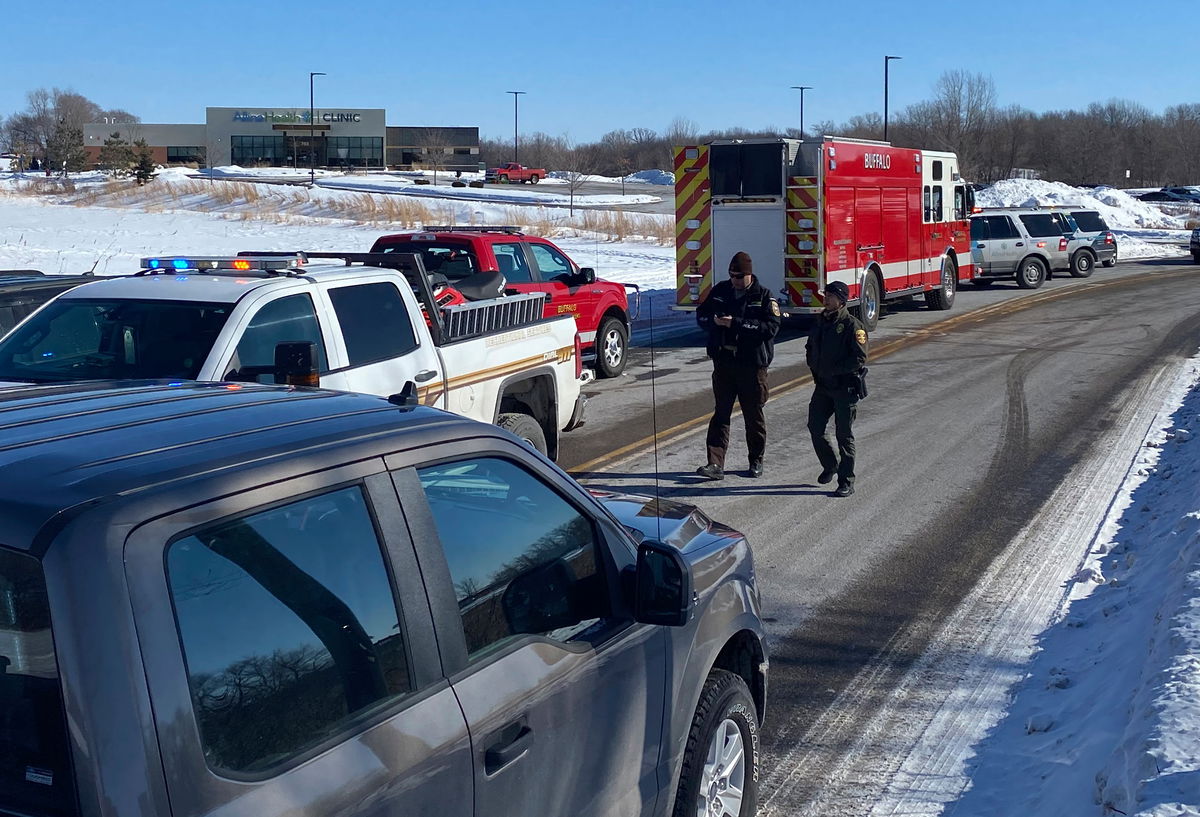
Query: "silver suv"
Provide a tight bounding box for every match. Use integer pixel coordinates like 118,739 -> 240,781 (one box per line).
1068,209 -> 1118,269
970,211 -> 1070,289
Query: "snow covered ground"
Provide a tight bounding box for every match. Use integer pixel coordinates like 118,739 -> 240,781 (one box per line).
948,355 -> 1200,817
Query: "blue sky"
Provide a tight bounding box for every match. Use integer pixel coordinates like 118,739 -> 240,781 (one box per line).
5,0 -> 1196,143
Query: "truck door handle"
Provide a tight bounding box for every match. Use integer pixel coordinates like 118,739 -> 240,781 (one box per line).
484,723 -> 533,774
414,369 -> 437,383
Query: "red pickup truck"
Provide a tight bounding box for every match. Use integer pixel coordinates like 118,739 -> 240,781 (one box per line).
485,162 -> 546,184
370,227 -> 633,377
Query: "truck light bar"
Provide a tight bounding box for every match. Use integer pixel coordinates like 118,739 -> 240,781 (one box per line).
418,225 -> 522,235
139,255 -> 307,272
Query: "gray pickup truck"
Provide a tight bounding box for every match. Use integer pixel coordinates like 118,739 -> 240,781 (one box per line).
0,381 -> 767,817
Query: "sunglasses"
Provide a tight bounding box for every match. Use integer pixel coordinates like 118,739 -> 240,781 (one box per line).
729,272 -> 749,278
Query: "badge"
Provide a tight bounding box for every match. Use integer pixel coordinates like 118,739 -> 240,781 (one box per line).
770,299 -> 781,317
836,324 -> 844,333
855,328 -> 868,345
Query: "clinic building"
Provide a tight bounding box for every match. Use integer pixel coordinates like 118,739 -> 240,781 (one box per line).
83,107 -> 478,170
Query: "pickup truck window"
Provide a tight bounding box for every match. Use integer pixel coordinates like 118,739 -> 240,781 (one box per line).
166,486 -> 411,774
491,243 -> 535,284
328,283 -> 418,366
0,298 -> 231,383
417,458 -> 615,659
529,243 -> 573,279
227,294 -> 327,382
375,242 -> 480,281
0,548 -> 78,817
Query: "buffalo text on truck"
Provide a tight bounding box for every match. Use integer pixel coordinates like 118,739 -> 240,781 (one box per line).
673,137 -> 975,331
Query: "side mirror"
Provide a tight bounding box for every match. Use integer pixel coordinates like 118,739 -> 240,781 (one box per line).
273,341 -> 319,386
633,541 -> 694,627
387,381 -> 420,409
577,267 -> 597,285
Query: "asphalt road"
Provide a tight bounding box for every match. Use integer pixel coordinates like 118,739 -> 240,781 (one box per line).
562,257 -> 1200,813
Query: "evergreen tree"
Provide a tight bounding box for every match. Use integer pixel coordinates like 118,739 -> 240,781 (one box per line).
132,139 -> 156,185
46,122 -> 90,173
97,131 -> 134,177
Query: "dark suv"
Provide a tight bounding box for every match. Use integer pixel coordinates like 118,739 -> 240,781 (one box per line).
0,381 -> 766,817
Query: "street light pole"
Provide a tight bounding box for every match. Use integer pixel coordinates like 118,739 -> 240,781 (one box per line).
790,85 -> 812,140
883,56 -> 901,142
309,71 -> 326,185
506,90 -> 526,164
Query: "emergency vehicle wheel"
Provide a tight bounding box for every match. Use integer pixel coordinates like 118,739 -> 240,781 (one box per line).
856,274 -> 881,332
498,412 -> 547,456
1070,250 -> 1095,278
926,258 -> 956,310
1016,257 -> 1047,289
595,316 -> 629,378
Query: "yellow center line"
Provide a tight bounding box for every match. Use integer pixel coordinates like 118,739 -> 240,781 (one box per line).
569,268 -> 1195,476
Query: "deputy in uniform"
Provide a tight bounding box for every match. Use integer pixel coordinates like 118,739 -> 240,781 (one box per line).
805,280 -> 868,497
695,252 -> 781,480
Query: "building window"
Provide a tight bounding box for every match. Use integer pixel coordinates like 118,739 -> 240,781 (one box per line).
326,137 -> 383,168
167,146 -> 205,165
231,135 -> 285,167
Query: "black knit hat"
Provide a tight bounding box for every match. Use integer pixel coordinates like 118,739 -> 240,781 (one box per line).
729,252 -> 753,276
825,281 -> 850,303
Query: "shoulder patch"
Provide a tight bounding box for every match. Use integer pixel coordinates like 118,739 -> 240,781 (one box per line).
770,299 -> 781,317
855,328 -> 868,346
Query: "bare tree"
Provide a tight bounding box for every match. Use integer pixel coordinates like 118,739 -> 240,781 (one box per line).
414,127 -> 453,183
560,144 -> 602,216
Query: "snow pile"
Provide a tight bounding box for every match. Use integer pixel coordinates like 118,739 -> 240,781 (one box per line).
952,357 -> 1200,817
977,178 -> 1190,230
625,169 -> 674,185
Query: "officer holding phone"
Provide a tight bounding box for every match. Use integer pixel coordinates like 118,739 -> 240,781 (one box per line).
695,252 -> 781,480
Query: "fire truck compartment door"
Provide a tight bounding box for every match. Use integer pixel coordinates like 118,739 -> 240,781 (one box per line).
712,205 -> 786,293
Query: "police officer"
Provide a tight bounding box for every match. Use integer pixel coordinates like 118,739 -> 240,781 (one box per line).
806,280 -> 868,497
696,252 -> 781,480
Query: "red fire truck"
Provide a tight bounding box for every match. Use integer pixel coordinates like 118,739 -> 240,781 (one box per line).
674,137 -> 975,330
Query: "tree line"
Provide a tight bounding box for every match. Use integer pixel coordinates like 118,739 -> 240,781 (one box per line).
479,72 -> 1200,188
5,77 -> 1198,188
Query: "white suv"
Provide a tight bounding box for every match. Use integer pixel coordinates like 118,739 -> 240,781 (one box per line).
970,211 -> 1070,289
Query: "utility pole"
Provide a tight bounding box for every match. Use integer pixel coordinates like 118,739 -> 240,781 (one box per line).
884,56 -> 901,142
506,90 -> 526,164
790,85 -> 812,140
309,71 -> 326,184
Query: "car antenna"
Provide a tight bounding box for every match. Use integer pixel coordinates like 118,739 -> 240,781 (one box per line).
648,289 -> 664,543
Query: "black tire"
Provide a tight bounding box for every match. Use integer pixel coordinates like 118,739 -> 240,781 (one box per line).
1103,249 -> 1117,268
529,175 -> 540,184
497,412 -> 547,456
926,257 -> 956,311
1016,256 -> 1047,290
1192,253 -> 1200,265
855,273 -> 881,332
594,315 -> 629,378
1069,250 -> 1095,278
672,670 -> 759,817
972,279 -> 995,287
497,174 -> 509,184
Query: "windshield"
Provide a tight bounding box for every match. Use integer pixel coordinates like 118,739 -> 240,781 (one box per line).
1071,211 -> 1109,232
0,548 -> 78,817
0,298 -> 232,384
372,241 -> 481,281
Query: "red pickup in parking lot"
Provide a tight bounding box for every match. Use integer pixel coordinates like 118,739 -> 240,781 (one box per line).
370,227 -> 633,377
485,163 -> 546,184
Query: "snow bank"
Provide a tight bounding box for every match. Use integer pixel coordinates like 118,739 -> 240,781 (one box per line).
977,178 -> 1190,230
546,169 -> 674,186
949,355 -> 1200,817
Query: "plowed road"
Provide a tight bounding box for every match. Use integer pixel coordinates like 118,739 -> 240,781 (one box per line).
563,258 -> 1200,814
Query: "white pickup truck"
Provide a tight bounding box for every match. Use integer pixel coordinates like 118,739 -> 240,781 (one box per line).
0,252 -> 586,460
